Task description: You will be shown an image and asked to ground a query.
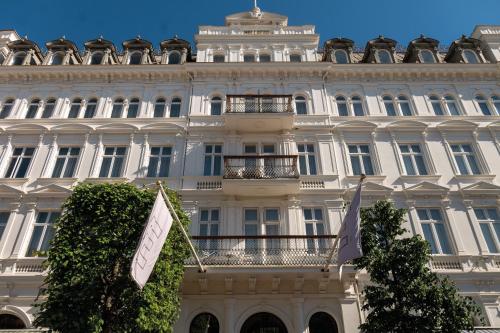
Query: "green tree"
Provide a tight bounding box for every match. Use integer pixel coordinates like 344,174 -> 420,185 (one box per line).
354,200 -> 483,333
34,183 -> 191,333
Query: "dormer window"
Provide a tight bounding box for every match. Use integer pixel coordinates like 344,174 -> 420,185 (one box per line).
295,96 -> 307,115
168,51 -> 181,64
259,54 -> 271,62
290,54 -> 302,62
376,49 -> 392,64
129,52 -> 142,65
11,52 -> 26,65
90,52 -> 103,65
51,52 -> 64,65
419,49 -> 436,63
213,54 -> 225,63
244,54 -> 255,63
463,49 -> 479,64
211,97 -> 223,115
333,50 -> 349,64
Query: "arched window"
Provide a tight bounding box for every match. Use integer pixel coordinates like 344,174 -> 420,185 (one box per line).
290,54 -> 302,62
295,96 -> 307,115
241,313 -> 287,333
444,95 -> 460,115
259,54 -> 271,62
429,95 -> 444,115
170,97 -> 181,117
0,314 -> 26,329
336,96 -> 348,116
11,52 -> 26,66
189,313 -> 219,333
26,99 -> 40,118
463,49 -> 479,64
398,95 -> 412,116
244,54 -> 255,63
111,98 -> 124,118
376,49 -> 392,64
475,95 -> 492,115
213,54 -> 225,63
0,99 -> 14,119
84,98 -> 98,118
211,96 -> 223,116
492,95 -> 500,115
41,98 -> 56,118
129,51 -> 142,65
333,49 -> 349,64
309,312 -> 338,333
168,51 -> 181,64
90,52 -> 103,65
419,49 -> 436,63
51,52 -> 65,65
68,98 -> 82,118
383,95 -> 397,116
127,98 -> 140,118
0,53 -> 5,65
154,98 -> 166,118
351,96 -> 364,116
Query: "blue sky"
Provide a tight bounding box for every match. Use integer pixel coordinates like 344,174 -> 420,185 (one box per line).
2,0 -> 499,51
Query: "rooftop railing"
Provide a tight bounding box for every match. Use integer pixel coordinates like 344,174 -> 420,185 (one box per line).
225,95 -> 293,114
223,155 -> 299,179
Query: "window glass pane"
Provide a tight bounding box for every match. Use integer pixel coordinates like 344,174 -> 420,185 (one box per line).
259,54 -> 271,62
303,209 -> 312,220
432,102 -> 444,116
454,156 -> 468,175
203,156 -> 212,176
403,156 -> 416,175
417,209 -> 429,220
127,100 -> 139,118
147,157 -> 159,177
362,156 -> 374,175
315,209 -> 323,220
214,145 -> 222,154
308,155 -> 317,175
316,223 -> 325,236
245,209 -> 258,221
211,209 -> 219,221
463,50 -> 479,64
299,156 -> 307,175
199,224 -> 208,236
385,101 -> 396,116
414,155 -> 428,175
351,157 -> 361,175
111,158 -> 123,177
213,156 -> 221,176
377,50 -> 392,63
26,226 -> 43,256
16,157 -> 31,178
400,102 -> 412,116
51,159 -> 65,178
466,155 -> 480,174
478,102 -> 491,115
99,158 -> 112,177
429,209 -> 442,221
213,55 -> 225,63
290,54 -> 301,62
295,100 -> 307,114
474,209 -> 486,220
158,157 -> 170,177
245,224 -> 258,235
480,224 -> 498,253
334,50 -> 348,64
352,102 -> 364,116
63,158 -> 78,177
488,209 -> 498,220
40,227 -> 55,251
434,223 -> 452,254
265,209 -> 279,221
493,223 -> 500,242
420,50 -> 436,63
338,102 -> 348,116
421,224 -> 438,254
305,223 -> 314,235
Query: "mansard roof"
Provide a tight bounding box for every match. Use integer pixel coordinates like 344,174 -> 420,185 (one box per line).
45,37 -> 79,52
444,35 -> 483,63
122,36 -> 153,51
7,37 -> 42,54
324,38 -> 354,50
84,37 -> 116,52
160,36 -> 191,51
225,7 -> 288,26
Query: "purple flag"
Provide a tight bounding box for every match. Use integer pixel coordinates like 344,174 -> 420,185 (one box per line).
338,183 -> 363,265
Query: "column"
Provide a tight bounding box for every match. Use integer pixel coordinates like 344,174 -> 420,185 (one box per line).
292,297 -> 305,333
122,133 -> 134,179
339,297 -> 361,333
406,200 -> 423,236
138,134 -> 150,178
74,133 -> 89,179
223,298 -> 236,333
10,202 -> 37,258
89,134 -> 103,178
41,134 -> 58,178
0,201 -> 21,258
0,135 -> 13,173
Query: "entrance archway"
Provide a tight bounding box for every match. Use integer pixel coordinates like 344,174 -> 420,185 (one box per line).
308,312 -> 338,333
240,312 -> 287,333
190,312 -> 219,333
0,314 -> 26,329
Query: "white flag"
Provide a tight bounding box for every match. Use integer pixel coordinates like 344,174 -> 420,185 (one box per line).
131,191 -> 173,289
338,183 -> 363,266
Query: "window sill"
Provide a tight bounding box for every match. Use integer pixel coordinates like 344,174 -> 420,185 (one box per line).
0,178 -> 29,186
453,174 -> 496,183
35,177 -> 78,186
345,175 -> 386,185
84,177 -> 129,184
398,175 -> 441,185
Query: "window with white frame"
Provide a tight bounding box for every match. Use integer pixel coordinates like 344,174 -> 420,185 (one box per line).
474,208 -> 500,253
333,49 -> 349,64
243,54 -> 255,63
335,95 -> 365,116
99,147 -> 126,178
211,96 -> 222,116
264,208 -> 280,252
154,98 -> 166,118
295,96 -> 307,115
11,52 -> 26,66
304,208 -> 326,252
416,208 -> 452,254
68,98 -> 82,118
199,208 -> 220,250
244,208 -> 259,251
127,98 -> 140,118
84,98 -> 98,118
128,51 -> 142,65
0,99 -> 14,119
429,95 -> 444,115
203,144 -> 222,176
52,147 -> 80,178
0,212 -> 10,240
463,49 -> 479,64
475,95 -> 492,115
90,52 -> 103,65
336,96 -> 348,116
376,49 -> 392,64
429,95 -> 461,116
41,98 -> 56,118
147,146 -> 172,177
384,95 -> 412,116
243,208 -> 280,252
259,54 -> 271,62
51,52 -> 64,65
351,96 -> 364,116
491,95 -> 500,115
297,143 -> 317,175
348,144 -> 374,175
399,144 -> 428,175
111,98 -> 124,118
26,98 -> 41,119
383,96 -> 397,116
26,211 -> 60,257
450,144 -> 481,175
397,95 -> 413,116
170,98 -> 181,117
5,147 -> 35,178
444,95 -> 460,115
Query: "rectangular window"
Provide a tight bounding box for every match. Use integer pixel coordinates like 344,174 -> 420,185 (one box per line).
450,144 -> 480,175
474,208 -> 500,253
5,147 -> 35,178
399,144 -> 428,175
51,147 -> 80,178
199,208 -> 220,251
244,208 -> 259,252
203,144 -> 222,176
147,147 -> 172,178
417,208 -> 452,254
99,147 -> 126,178
0,212 -> 10,240
264,208 -> 280,253
348,145 -> 374,175
26,211 -> 60,257
304,208 -> 326,253
297,143 -> 317,175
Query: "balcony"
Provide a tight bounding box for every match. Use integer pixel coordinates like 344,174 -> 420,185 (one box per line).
185,235 -> 336,266
224,95 -> 295,132
222,155 -> 300,196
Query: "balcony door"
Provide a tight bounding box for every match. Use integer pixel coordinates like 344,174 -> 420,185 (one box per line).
244,208 -> 281,259
243,143 -> 276,178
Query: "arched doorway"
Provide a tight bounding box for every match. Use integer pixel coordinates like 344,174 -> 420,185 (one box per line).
241,312 -> 287,333
0,314 -> 26,329
190,312 -> 219,333
308,312 -> 338,333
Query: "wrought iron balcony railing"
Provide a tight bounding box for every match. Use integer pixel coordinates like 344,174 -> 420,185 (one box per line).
225,95 -> 293,113
186,235 -> 337,266
223,155 -> 299,179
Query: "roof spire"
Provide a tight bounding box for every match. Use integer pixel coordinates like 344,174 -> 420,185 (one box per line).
254,0 -> 257,8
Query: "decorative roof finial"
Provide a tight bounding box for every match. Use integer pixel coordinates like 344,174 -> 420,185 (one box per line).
254,0 -> 258,8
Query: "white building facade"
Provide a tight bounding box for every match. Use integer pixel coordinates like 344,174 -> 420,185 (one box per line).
0,6 -> 499,333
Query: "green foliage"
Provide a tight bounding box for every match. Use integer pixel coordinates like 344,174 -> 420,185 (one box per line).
34,183 -> 191,333
354,200 -> 483,333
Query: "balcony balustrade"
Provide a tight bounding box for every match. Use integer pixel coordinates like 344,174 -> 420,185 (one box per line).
223,155 -> 299,179
225,95 -> 293,114
185,235 -> 336,266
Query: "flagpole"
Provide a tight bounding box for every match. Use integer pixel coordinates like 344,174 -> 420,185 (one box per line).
157,181 -> 206,273
321,174 -> 366,272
